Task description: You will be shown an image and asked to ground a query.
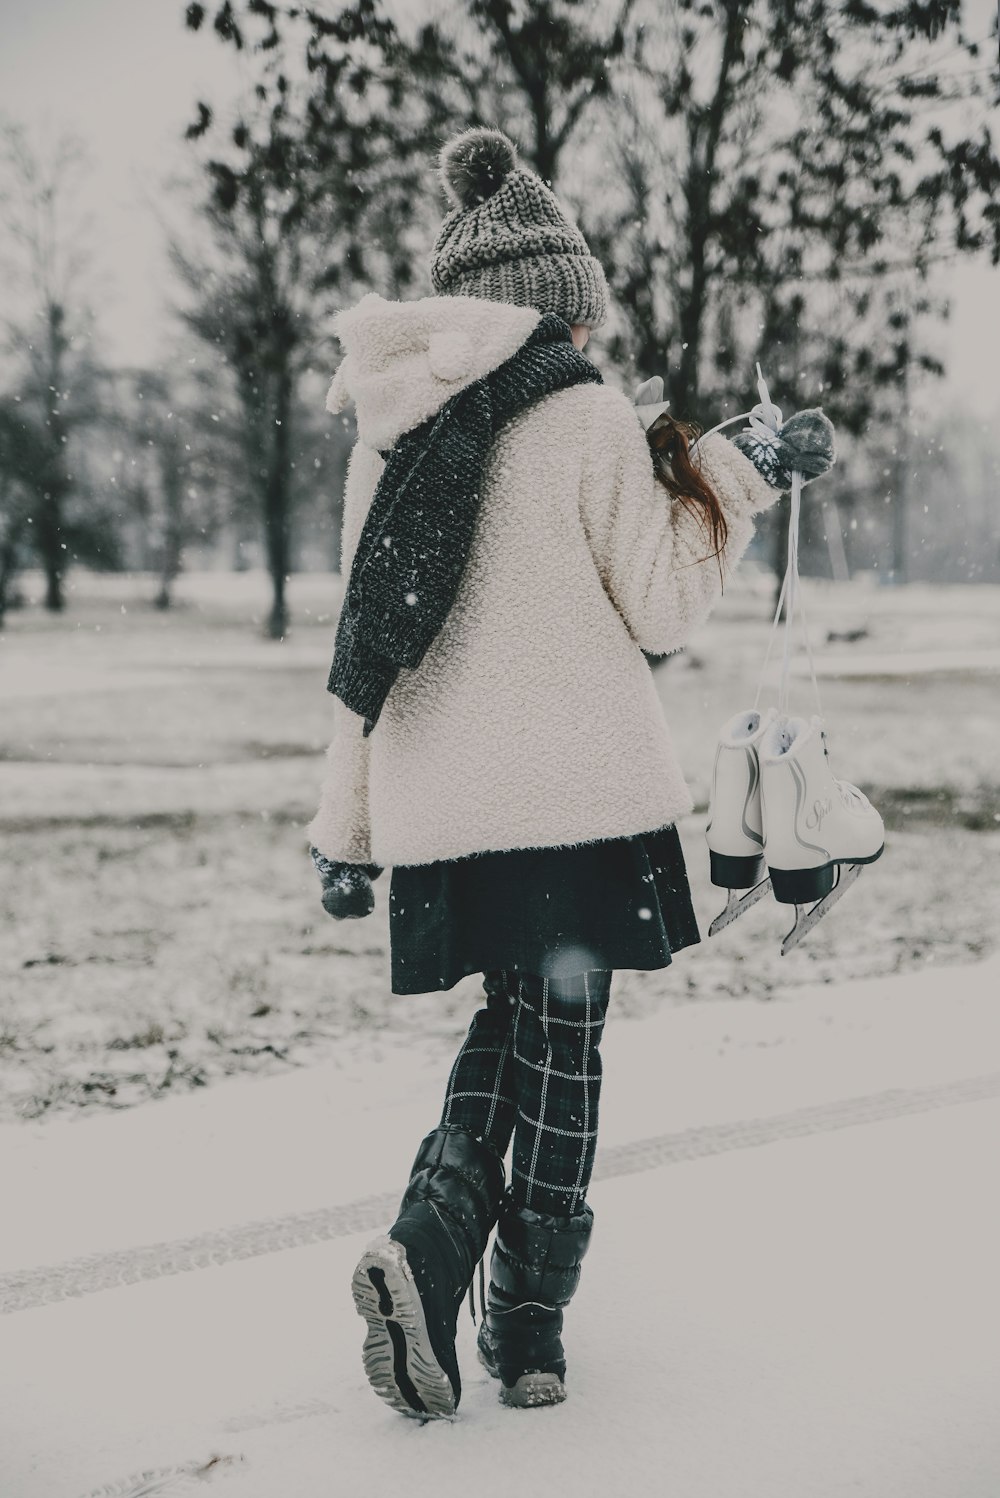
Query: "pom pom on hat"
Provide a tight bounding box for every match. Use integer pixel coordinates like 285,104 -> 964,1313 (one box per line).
431,124 -> 610,327
440,127 -> 519,210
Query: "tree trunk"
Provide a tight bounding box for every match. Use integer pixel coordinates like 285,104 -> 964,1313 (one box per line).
674,194 -> 708,417
37,490 -> 65,611
891,367 -> 909,584
673,3 -> 747,418
0,528 -> 20,627
155,465 -> 185,609
264,365 -> 293,639
530,85 -> 555,183
38,302 -> 71,612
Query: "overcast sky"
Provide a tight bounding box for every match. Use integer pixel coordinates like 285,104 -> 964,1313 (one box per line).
1,0 -> 998,419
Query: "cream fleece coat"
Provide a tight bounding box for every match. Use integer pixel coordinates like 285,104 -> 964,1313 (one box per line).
307,293 -> 779,868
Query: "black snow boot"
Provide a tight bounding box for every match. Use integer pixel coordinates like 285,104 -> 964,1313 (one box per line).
352,1125 -> 505,1419
477,1190 -> 594,1408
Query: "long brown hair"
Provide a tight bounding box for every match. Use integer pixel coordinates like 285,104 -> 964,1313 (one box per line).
646,413 -> 728,571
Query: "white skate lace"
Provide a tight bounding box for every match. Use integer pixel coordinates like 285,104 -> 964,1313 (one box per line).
692,364 -> 823,722
751,467 -> 823,719
688,360 -> 785,451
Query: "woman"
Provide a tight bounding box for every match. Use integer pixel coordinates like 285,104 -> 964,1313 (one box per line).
307,128 -> 827,1418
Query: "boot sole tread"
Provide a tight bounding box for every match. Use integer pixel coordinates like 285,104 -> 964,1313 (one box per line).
478,1332 -> 566,1405
352,1236 -> 457,1420
500,1372 -> 566,1408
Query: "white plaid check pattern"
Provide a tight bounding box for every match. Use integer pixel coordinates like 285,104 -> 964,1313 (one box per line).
441,967 -> 611,1216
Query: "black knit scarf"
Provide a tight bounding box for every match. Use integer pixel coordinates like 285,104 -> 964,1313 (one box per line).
327,314 -> 603,735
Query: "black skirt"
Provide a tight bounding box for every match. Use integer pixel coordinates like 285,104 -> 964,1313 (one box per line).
387,823 -> 701,995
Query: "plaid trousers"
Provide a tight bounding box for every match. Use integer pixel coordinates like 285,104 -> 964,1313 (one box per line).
441,967 -> 612,1217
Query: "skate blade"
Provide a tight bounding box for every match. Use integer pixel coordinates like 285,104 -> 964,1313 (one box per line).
351,1236 -> 457,1420
499,1372 -> 566,1409
708,876 -> 773,937
780,863 -> 864,955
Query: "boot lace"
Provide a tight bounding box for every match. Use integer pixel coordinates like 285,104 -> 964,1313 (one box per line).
467,1248 -> 488,1325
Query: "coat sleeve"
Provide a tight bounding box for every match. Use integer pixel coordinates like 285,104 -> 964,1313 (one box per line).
578,389 -> 780,657
306,438 -> 385,865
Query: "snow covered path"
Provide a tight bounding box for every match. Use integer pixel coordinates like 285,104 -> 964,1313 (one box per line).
3,957 -> 999,1497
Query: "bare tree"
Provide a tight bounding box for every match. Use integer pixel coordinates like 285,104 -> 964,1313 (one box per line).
594,0 -> 998,416
0,398 -> 46,623
172,152 -> 325,636
0,123 -> 106,611
105,365 -> 232,607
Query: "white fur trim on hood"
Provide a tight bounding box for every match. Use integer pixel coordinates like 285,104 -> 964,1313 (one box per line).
327,292 -> 541,451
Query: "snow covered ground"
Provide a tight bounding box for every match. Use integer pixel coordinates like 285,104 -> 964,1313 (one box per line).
2,571 -> 998,1490
1,569 -> 998,1120
1,953 -> 998,1497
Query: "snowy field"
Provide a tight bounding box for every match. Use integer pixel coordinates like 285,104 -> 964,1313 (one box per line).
1,567 -> 998,1121
2,953 -> 999,1496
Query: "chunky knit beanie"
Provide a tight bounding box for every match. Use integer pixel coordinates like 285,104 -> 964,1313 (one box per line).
430,127 -> 609,329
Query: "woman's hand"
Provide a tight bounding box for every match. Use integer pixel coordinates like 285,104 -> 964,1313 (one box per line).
310,846 -> 383,919
730,408 -> 836,492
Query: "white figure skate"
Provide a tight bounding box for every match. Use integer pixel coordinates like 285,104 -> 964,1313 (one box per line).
706,707 -> 776,936
758,715 -> 884,954
701,365 -> 883,952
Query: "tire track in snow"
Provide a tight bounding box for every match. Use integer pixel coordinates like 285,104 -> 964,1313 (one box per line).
4,1070 -> 999,1317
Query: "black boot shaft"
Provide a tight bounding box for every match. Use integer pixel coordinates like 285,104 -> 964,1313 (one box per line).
399,1125 -> 505,1280
491,1194 -> 594,1309
369,1125 -> 506,1415
478,1192 -> 595,1397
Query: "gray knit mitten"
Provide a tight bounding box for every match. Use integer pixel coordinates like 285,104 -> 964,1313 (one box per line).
731,408 -> 836,492
310,847 -> 384,920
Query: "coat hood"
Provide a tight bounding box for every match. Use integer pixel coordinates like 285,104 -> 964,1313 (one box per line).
325,292 -> 542,451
